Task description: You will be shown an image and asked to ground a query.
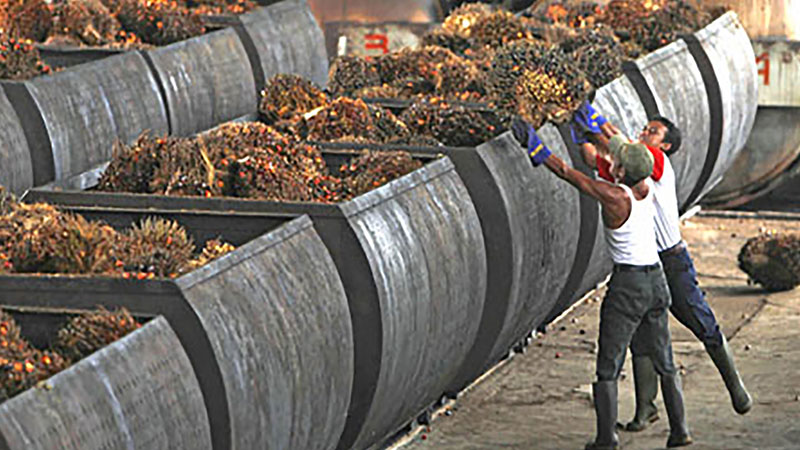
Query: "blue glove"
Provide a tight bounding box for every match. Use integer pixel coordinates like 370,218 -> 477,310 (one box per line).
510,117 -> 552,166
574,101 -> 607,134
570,123 -> 588,145
526,129 -> 552,166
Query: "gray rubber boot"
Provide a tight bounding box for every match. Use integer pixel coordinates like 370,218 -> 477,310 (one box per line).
624,356 -> 660,431
661,373 -> 693,448
586,381 -> 620,450
705,335 -> 753,414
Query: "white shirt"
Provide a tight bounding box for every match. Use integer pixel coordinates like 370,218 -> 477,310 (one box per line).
651,155 -> 682,252
596,147 -> 682,252
603,181 -> 660,266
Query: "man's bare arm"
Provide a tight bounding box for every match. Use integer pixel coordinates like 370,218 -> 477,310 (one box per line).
543,154 -> 630,228
581,142 -> 599,169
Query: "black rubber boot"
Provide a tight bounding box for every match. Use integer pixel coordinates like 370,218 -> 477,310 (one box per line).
624,356 -> 660,432
586,381 -> 620,450
661,373 -> 693,448
705,335 -> 753,415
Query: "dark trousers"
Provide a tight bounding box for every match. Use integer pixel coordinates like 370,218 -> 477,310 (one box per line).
660,245 -> 723,347
597,267 -> 677,381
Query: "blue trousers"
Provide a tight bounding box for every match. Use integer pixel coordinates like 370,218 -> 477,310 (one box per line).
659,244 -> 723,347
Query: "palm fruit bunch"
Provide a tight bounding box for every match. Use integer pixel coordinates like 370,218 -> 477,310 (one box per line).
114,0 -> 205,46
204,121 -> 327,174
420,27 -> 471,56
0,0 -> 52,42
47,0 -> 142,48
596,0 -> 711,53
98,133 -> 213,197
327,55 -> 381,98
147,137 -> 213,196
201,122 -> 341,202
442,3 -> 493,38
217,146 -> 320,202
738,233 -> 800,292
538,1 -> 602,28
184,0 -> 256,15
560,24 -> 626,88
0,310 -> 28,361
0,202 -> 120,275
0,347 -> 67,401
339,151 -> 422,199
488,40 -> 590,125
400,96 -> 503,147
259,74 -> 329,125
0,185 -> 13,215
306,97 -> 410,144
468,9 -> 532,49
0,309 -> 68,402
375,46 -> 487,100
187,238 -> 235,270
0,33 -> 52,80
118,217 -> 194,278
54,308 -> 141,363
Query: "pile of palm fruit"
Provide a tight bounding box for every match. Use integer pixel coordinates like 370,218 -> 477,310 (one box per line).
400,96 -> 504,147
328,46 -> 488,102
322,1 -> 725,138
0,186 -> 234,279
97,118 -> 423,203
1,307 -> 140,402
532,0 -> 721,54
0,32 -> 52,80
738,233 -> 800,292
0,0 -> 256,50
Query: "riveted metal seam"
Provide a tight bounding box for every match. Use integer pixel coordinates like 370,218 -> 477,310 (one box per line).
622,61 -> 660,119
680,34 -> 724,213
139,50 -> 173,135
0,82 -> 55,186
547,122 -> 600,324
232,18 -> 267,99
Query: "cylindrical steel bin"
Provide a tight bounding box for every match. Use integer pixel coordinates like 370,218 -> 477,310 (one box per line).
0,216 -> 354,450
622,12 -> 757,210
0,86 -> 33,194
704,107 -> 800,208
10,51 -> 168,186
24,156 -> 486,450
144,28 -> 257,136
0,317 -> 212,450
239,0 -> 330,87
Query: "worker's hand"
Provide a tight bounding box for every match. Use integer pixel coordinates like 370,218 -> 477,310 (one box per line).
511,117 -> 551,166
570,123 -> 589,145
574,101 -> 608,134
511,116 -> 531,148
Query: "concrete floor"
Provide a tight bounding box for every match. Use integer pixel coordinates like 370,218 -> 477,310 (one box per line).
399,214 -> 800,450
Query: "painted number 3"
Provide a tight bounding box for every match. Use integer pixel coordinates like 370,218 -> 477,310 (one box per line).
365,34 -> 389,54
755,52 -> 769,86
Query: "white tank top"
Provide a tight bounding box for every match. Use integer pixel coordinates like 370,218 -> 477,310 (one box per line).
603,181 -> 660,266
652,156 -> 683,252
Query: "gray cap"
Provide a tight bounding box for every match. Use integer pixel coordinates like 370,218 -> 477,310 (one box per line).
608,135 -> 654,182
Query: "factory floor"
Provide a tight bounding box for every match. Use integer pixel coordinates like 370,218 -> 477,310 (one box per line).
397,213 -> 800,450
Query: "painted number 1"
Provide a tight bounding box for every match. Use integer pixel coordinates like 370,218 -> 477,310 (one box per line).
756,52 -> 770,86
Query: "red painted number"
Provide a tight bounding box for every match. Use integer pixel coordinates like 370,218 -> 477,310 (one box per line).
365,33 -> 389,54
756,52 -> 770,86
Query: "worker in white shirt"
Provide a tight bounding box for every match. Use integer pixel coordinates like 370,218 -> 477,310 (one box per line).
572,103 -> 752,433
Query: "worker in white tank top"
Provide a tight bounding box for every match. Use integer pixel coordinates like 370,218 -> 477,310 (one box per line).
573,103 -> 751,444
603,180 -> 659,267
511,118 -> 686,450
